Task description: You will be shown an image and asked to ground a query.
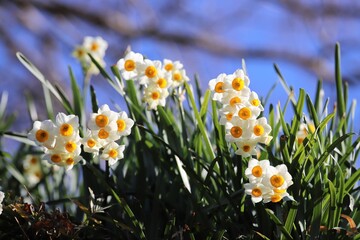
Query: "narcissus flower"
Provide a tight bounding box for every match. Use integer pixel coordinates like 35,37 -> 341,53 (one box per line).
100,142 -> 125,166
117,51 -> 144,81
138,59 -> 162,85
244,182 -> 272,204
88,104 -> 118,131
235,139 -> 258,157
43,151 -> 83,171
245,159 -> 271,183
209,73 -> 227,101
55,113 -> 80,139
225,117 -> 251,142
23,154 -> 43,186
28,120 -> 56,149
264,164 -> 293,190
116,111 -> 135,136
143,84 -> 169,110
83,36 -> 108,58
73,36 -> 108,76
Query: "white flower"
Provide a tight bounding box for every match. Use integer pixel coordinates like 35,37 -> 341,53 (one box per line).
249,91 -> 264,111
263,190 -> 290,203
88,104 -> 118,131
23,155 -> 43,186
248,117 -> 272,138
226,69 -> 250,92
81,130 -> 103,154
117,51 -> 144,81
28,120 -> 56,149
43,151 -> 83,171
53,135 -> 82,156
116,111 -> 134,136
237,101 -> 261,120
224,117 -> 251,142
296,122 -> 315,144
55,113 -> 80,140
235,138 -> 258,157
0,191 -> 4,215
220,89 -> 250,107
169,69 -> 189,88
143,84 -> 169,110
83,36 -> 108,58
244,182 -> 272,204
162,59 -> 183,73
209,73 -> 227,102
264,164 -> 293,190
244,159 -> 271,183
101,142 -> 125,166
138,59 -> 162,85
72,45 -> 88,62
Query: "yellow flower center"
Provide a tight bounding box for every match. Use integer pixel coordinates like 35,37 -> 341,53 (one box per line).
75,48 -> 85,57
65,141 -> 77,153
173,73 -> 182,82
109,149 -> 118,158
238,107 -> 252,120
230,126 -> 242,138
117,119 -> 126,132
66,157 -> 74,165
145,66 -> 157,78
60,124 -> 73,136
271,194 -> 282,203
270,175 -> 285,188
91,42 -> 99,51
226,113 -> 233,121
273,188 -> 286,194
98,129 -> 109,139
51,154 -> 62,163
95,114 -> 109,128
164,63 -> 173,71
30,157 -> 38,165
251,187 -> 262,197
229,97 -> 241,106
243,144 -> 251,152
214,82 -> 224,93
151,91 -> 160,100
124,59 -> 136,71
252,165 -> 262,177
87,139 -> 96,148
232,77 -> 244,91
253,125 -> 265,136
157,78 -> 167,88
34,171 -> 42,179
251,99 -> 261,107
35,130 -> 49,143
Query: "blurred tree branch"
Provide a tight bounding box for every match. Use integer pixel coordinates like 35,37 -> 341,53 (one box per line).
0,0 -> 359,129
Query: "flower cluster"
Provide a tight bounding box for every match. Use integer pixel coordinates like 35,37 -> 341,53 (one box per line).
244,159 -> 293,204
209,68 -> 272,157
72,36 -> 108,75
23,155 -> 43,186
117,51 -> 190,110
28,104 -> 134,170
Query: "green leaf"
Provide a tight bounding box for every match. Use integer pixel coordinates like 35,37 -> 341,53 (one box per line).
184,82 -> 215,161
344,168 -> 360,193
281,201 -> 299,240
265,208 -> 293,240
335,43 -> 346,121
